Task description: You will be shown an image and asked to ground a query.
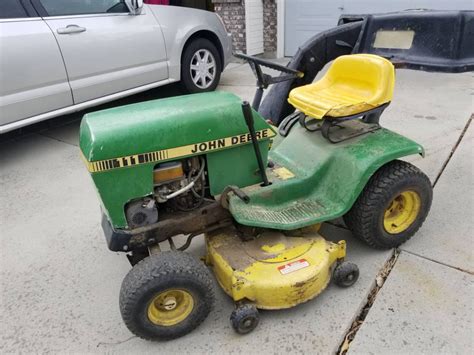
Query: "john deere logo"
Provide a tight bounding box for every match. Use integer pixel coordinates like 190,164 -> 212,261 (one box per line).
83,128 -> 275,173
190,130 -> 270,153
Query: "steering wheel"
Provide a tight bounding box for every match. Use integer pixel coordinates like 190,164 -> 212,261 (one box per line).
234,52 -> 304,110
234,53 -> 303,76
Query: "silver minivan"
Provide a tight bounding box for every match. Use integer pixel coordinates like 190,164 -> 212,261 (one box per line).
0,0 -> 232,133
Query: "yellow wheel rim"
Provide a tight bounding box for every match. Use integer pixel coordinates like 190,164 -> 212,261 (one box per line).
147,289 -> 194,326
383,191 -> 421,234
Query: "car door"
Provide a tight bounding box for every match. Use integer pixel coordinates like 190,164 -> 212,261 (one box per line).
32,0 -> 168,104
0,0 -> 73,127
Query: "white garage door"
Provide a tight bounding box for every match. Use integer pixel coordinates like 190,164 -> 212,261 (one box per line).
246,0 -> 264,55
284,0 -> 474,56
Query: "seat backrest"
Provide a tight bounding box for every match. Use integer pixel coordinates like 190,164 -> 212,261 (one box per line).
325,54 -> 395,105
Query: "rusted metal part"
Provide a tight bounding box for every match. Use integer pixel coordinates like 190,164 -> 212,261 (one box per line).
104,201 -> 233,251
129,201 -> 232,248
177,219 -> 232,251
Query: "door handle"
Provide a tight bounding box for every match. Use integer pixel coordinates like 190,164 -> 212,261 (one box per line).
57,25 -> 86,35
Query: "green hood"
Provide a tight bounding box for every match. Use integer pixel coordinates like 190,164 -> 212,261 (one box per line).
80,91 -> 270,162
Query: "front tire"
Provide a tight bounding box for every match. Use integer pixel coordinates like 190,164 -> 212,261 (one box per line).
119,251 -> 215,340
180,38 -> 221,93
344,160 -> 432,249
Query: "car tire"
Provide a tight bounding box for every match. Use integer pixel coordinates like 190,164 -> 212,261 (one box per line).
180,38 -> 222,94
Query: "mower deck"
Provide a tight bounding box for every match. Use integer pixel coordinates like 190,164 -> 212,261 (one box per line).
205,225 -> 346,309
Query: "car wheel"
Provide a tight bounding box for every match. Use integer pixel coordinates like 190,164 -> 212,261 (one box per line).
180,38 -> 221,93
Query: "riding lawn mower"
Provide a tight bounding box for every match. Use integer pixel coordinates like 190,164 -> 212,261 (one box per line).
79,10 -> 473,340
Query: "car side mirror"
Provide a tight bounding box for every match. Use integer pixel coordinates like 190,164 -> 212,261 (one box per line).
128,0 -> 143,15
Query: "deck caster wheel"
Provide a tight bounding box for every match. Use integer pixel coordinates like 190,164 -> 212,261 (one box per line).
333,261 -> 359,287
230,304 -> 259,334
119,251 -> 214,340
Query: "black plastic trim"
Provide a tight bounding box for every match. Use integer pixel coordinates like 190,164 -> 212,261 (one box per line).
101,214 -> 132,252
260,10 -> 474,125
20,0 -> 38,17
29,0 -> 47,17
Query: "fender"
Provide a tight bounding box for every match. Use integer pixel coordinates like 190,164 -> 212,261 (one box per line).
229,125 -> 424,230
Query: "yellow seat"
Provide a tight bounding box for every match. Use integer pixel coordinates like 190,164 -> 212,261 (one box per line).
288,54 -> 395,119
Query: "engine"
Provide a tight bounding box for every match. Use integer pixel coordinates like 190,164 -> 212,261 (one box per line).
80,91 -> 274,231
125,157 -> 207,228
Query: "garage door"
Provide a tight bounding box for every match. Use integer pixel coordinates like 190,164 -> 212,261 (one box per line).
246,0 -> 264,55
284,0 -> 474,56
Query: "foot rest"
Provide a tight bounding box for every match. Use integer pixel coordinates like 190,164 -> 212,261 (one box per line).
230,199 -> 329,229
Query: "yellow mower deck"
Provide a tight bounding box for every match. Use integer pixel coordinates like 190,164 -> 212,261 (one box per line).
205,225 -> 346,309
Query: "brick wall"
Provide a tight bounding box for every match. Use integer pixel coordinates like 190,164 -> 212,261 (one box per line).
212,0 -> 277,54
213,0 -> 247,53
263,0 -> 277,53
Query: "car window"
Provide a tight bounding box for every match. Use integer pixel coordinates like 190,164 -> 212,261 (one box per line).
38,0 -> 129,16
0,0 -> 28,19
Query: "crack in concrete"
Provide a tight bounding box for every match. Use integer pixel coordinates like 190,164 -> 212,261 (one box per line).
337,249 -> 401,354
39,132 -> 78,147
432,114 -> 472,187
337,240 -> 473,354
96,335 -> 137,348
401,249 -> 474,275
334,113 -> 473,353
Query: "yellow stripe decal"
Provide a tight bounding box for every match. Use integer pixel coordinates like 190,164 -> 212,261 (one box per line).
84,128 -> 275,173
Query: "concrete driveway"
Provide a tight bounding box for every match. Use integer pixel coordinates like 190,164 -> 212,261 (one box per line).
1,62 -> 473,354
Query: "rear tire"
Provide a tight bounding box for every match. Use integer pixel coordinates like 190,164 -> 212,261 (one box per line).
344,160 -> 432,249
119,251 -> 214,340
180,38 -> 221,93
